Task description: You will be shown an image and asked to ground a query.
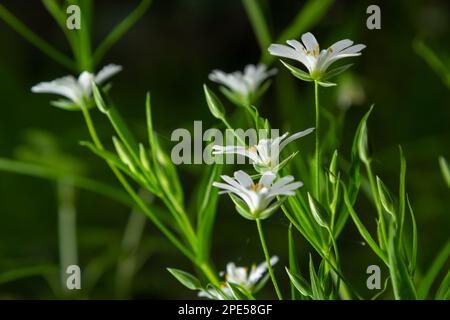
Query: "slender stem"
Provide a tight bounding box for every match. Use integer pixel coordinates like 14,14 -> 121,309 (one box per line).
0,4 -> 75,71
221,117 -> 246,146
115,199 -> 147,298
199,262 -> 220,285
255,219 -> 283,300
57,179 -> 78,293
314,81 -> 321,200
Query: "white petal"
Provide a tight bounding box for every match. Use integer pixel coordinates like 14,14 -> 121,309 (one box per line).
31,75 -> 82,102
249,256 -> 279,285
338,44 -> 366,55
212,182 -> 241,194
95,64 -> 122,84
270,182 -> 303,196
234,170 -> 254,188
78,71 -> 95,95
286,39 -> 305,52
268,44 -> 302,61
259,172 -> 276,187
301,32 -> 319,53
279,128 -> 315,151
271,176 -> 295,190
329,39 -> 353,53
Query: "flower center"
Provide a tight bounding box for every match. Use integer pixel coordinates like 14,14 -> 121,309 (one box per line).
251,183 -> 264,191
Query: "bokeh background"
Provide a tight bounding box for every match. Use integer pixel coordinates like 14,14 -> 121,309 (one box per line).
0,0 -> 448,299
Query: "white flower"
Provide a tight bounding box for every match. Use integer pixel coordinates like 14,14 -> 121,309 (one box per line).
213,170 -> 302,219
209,64 -> 277,105
198,256 -> 279,299
212,128 -> 314,173
268,32 -> 365,85
31,64 -> 122,107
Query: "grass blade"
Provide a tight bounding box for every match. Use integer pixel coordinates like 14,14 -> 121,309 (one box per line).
0,4 -> 75,71
94,0 -> 152,65
242,0 -> 272,51
417,241 -> 450,299
388,223 -> 417,300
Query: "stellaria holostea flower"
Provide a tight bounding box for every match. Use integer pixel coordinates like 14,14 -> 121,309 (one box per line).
31,64 -> 122,109
268,32 -> 365,86
212,128 -> 314,173
198,256 -> 279,299
213,170 -> 302,220
209,64 -> 277,106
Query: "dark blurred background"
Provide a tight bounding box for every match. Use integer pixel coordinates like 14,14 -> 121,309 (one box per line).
0,0 -> 448,299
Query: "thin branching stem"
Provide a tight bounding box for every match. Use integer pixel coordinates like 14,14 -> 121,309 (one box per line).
256,218 -> 283,300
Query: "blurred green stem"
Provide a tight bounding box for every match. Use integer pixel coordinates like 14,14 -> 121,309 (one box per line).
314,81 -> 321,200
256,218 -> 283,300
57,179 -> 78,294
242,0 -> 271,51
0,4 -> 75,71
115,198 -> 147,298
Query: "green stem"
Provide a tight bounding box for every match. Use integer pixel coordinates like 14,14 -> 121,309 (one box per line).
115,199 -> 147,298
57,179 -> 78,294
0,4 -> 75,71
221,117 -> 246,146
199,262 -> 220,285
314,81 -> 321,200
255,219 -> 283,300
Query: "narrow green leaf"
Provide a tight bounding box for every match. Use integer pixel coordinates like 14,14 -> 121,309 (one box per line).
309,255 -> 324,299
288,224 -> 301,299
413,38 -> 450,89
307,192 -> 330,229
398,146 -> 407,243
94,0 -> 152,66
376,176 -> 396,218
417,241 -> 450,299
242,0 -> 272,51
387,223 -> 417,300
0,4 -> 75,70
196,164 -> 222,261
0,157 -> 132,206
227,282 -> 255,300
435,269 -> 450,300
280,60 -> 313,82
342,184 -> 388,265
322,64 -> 353,80
438,156 -> 450,188
167,268 -> 201,290
406,194 -> 417,275
286,267 -> 312,298
204,84 -> 226,119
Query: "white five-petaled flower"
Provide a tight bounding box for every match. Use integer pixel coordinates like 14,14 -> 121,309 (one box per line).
212,128 -> 314,173
213,170 -> 302,220
31,64 -> 122,107
209,64 -> 277,105
198,256 -> 279,300
268,32 -> 365,84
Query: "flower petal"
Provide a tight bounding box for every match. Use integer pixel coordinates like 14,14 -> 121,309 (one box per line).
279,128 -> 315,151
31,75 -> 82,103
234,170 -> 254,188
301,32 -> 319,53
95,64 -> 123,84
